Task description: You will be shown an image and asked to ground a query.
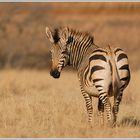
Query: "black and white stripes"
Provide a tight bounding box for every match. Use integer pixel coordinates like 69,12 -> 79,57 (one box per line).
46,27 -> 130,127
114,48 -> 130,91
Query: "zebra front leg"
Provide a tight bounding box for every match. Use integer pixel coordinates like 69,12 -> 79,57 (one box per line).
112,92 -> 123,127
99,93 -> 112,126
98,98 -> 104,126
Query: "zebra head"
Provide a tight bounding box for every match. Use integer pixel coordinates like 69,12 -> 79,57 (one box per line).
46,27 -> 70,79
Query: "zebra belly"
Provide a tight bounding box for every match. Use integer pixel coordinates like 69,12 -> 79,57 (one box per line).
83,85 -> 99,97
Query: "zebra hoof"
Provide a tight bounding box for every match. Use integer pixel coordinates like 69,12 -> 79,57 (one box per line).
88,122 -> 93,128
106,120 -> 113,128
112,122 -> 119,128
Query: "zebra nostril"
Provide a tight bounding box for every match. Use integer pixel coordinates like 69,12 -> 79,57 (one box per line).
50,69 -> 60,78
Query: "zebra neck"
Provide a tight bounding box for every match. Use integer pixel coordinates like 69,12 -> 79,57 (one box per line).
69,44 -> 94,69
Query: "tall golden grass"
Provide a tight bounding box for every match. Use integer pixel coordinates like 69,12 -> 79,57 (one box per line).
0,69 -> 139,138
0,2 -> 139,138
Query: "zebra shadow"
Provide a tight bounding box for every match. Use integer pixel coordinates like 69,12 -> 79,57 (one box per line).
118,116 -> 140,128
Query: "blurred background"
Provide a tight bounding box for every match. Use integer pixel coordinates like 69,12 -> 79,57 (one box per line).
0,3 -> 140,137
0,2 -> 140,71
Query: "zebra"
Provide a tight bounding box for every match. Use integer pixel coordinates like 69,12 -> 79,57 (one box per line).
45,26 -> 130,127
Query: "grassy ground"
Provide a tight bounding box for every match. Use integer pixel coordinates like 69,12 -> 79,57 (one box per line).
0,69 -> 139,138
0,3 -> 139,137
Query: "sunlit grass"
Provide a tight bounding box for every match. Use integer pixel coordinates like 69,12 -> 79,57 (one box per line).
0,69 -> 139,137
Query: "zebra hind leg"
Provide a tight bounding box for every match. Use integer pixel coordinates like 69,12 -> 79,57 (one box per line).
99,92 -> 112,126
112,91 -> 123,127
81,91 -> 93,127
98,98 -> 104,126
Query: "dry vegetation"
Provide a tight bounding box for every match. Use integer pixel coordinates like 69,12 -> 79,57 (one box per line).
0,69 -> 139,138
0,2 -> 140,138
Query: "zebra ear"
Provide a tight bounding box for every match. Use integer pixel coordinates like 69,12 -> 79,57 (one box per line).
60,27 -> 69,44
45,27 -> 54,43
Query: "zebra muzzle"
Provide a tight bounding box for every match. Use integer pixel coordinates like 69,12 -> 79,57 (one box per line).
50,69 -> 60,78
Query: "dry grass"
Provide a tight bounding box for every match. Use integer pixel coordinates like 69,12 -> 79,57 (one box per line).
0,69 -> 139,138
0,2 -> 139,138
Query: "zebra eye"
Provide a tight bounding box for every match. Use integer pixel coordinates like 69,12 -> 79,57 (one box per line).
61,50 -> 67,54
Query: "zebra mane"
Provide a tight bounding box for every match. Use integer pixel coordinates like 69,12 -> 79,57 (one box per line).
66,27 -> 94,45
52,27 -> 94,45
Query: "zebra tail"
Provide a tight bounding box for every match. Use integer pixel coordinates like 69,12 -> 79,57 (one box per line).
108,45 -> 121,97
